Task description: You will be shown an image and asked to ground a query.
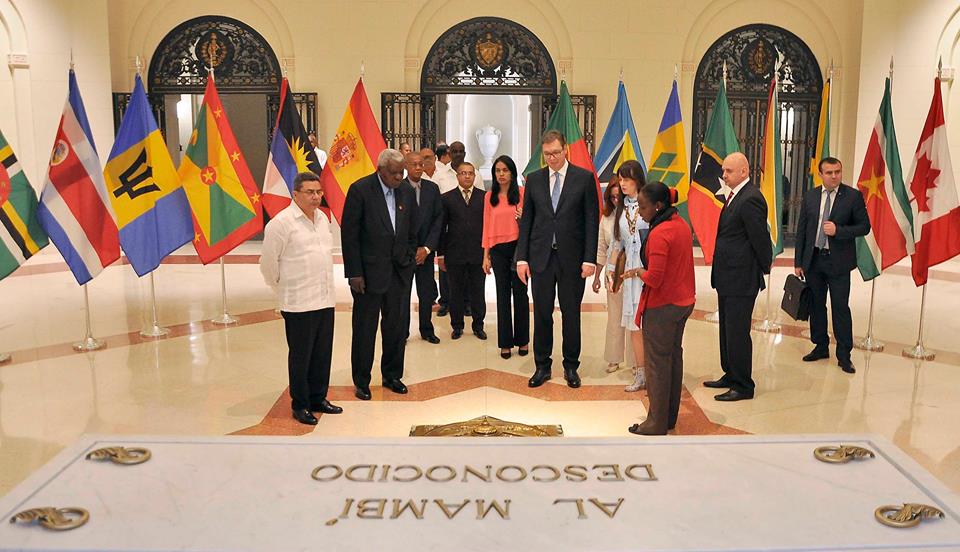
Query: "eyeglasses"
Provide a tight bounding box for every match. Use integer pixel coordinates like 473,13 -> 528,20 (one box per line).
543,149 -> 565,158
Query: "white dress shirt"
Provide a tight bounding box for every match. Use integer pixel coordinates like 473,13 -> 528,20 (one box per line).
725,177 -> 749,205
434,161 -> 483,193
314,147 -> 327,169
259,203 -> 335,312
517,160 -> 591,272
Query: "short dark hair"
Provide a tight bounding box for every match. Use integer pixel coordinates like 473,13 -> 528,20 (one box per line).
435,144 -> 449,158
818,156 -> 842,172
541,129 -> 566,147
293,171 -> 320,191
640,181 -> 674,209
457,161 -> 475,171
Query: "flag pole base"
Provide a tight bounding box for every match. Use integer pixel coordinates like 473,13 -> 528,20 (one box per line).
752,318 -> 781,333
140,325 -> 169,338
0,352 -> 10,364
901,344 -> 935,361
72,336 -> 105,352
854,335 -> 885,352
211,313 -> 238,325
704,310 -> 719,323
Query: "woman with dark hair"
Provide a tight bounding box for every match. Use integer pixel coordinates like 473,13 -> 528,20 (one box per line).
610,160 -> 649,392
624,181 -> 696,436
482,155 -> 529,359
593,175 -> 634,373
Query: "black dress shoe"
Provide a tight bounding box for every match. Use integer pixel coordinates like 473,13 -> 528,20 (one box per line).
564,369 -> 581,388
714,389 -> 754,401
500,349 -> 512,359
803,348 -> 830,362
474,329 -> 487,340
311,400 -> 343,414
839,361 -> 856,374
528,369 -> 551,387
703,378 -> 731,389
518,347 -> 529,356
422,334 -> 441,344
451,329 -> 463,340
383,379 -> 408,394
293,409 -> 318,425
355,386 -> 371,401
437,305 -> 449,317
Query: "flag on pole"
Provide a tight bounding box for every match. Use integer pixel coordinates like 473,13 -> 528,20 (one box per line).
855,78 -> 914,281
907,76 -> 960,286
319,78 -> 385,223
689,80 -> 739,265
593,81 -> 646,183
37,69 -> 120,284
262,77 -> 324,217
647,79 -> 690,222
810,77 -> 831,188
0,129 -> 47,280
179,75 -> 263,264
759,76 -> 784,257
103,74 -> 193,276
523,81 -> 602,210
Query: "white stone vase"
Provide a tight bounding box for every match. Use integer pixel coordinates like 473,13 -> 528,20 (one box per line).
475,124 -> 502,180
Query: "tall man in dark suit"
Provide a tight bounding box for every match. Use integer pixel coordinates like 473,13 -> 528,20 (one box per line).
705,152 -> 772,402
437,162 -> 487,340
341,149 -> 418,400
402,151 -> 443,344
794,157 -> 870,373
517,130 -> 599,389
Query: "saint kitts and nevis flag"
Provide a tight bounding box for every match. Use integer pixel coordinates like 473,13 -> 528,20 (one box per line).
178,75 -> 263,264
647,79 -> 690,221
263,77 -> 324,218
689,80 -> 739,264
524,81 -> 602,210
906,76 -> 960,286
320,78 -> 386,223
37,69 -> 120,284
759,76 -> 784,257
0,129 -> 47,280
855,78 -> 914,281
810,77 -> 831,188
103,74 -> 194,277
593,81 -> 646,184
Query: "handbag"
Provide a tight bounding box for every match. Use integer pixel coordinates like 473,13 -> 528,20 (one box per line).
610,252 -> 627,294
781,274 -> 812,321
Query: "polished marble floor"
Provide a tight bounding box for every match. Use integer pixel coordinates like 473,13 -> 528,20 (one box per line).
1,243 -> 958,498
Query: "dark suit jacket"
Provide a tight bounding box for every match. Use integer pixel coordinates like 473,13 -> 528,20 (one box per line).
794,184 -> 870,273
341,172 -> 418,294
438,186 -> 486,265
403,177 -> 443,252
711,180 -> 773,296
516,163 -> 599,273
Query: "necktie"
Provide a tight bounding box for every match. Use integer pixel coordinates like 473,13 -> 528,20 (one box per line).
551,171 -> 562,211
816,190 -> 833,249
462,188 -> 471,205
385,188 -> 396,230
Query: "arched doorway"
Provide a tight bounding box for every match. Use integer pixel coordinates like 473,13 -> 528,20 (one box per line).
692,24 -> 823,242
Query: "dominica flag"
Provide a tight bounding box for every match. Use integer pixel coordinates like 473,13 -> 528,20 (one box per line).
179,75 -> 263,264
759,76 -> 784,257
855,78 -> 913,281
523,81 -> 602,210
690,80 -> 739,264
104,74 -> 194,277
320,78 -> 386,223
647,79 -> 690,222
0,129 -> 48,280
262,77 -> 324,218
593,81 -> 645,183
810,77 -> 831,188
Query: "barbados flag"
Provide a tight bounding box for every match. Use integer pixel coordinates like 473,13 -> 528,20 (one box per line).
0,129 -> 47,280
179,75 -> 263,264
647,80 -> 690,222
103,74 -> 193,276
593,81 -> 646,183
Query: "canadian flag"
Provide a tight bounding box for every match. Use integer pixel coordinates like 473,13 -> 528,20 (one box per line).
908,77 -> 960,286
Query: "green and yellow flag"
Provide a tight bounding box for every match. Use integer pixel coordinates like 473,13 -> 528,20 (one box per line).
648,80 -> 690,221
810,77 -> 831,187
0,129 -> 48,280
760,77 -> 784,257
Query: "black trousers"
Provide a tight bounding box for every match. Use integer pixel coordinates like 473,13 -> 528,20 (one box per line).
531,250 -> 586,372
351,270 -> 408,388
806,251 -> 853,363
439,267 -> 469,310
446,262 -> 486,332
489,241 -> 529,349
281,308 -> 334,411
717,293 -> 758,394
403,253 -> 437,338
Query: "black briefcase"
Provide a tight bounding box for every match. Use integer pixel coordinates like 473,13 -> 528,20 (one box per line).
781,274 -> 811,321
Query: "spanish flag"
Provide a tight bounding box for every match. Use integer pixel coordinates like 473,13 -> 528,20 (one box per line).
179,75 -> 263,264
320,79 -> 386,223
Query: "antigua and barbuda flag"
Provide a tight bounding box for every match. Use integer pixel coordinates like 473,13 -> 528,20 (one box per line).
178,75 -> 263,264
593,80 -> 646,184
103,74 -> 193,276
0,129 -> 47,280
37,69 -> 120,284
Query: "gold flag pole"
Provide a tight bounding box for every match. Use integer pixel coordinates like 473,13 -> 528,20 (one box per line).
753,61 -> 782,334
705,62 -> 728,325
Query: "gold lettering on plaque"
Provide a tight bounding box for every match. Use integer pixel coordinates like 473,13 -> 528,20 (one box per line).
434,499 -> 471,519
9,507 -> 89,531
85,446 -> 151,465
462,465 -> 492,482
589,498 -> 625,518
325,498 -> 355,525
392,465 -> 423,482
553,498 -> 588,519
476,499 -> 511,520
356,499 -> 387,519
391,499 -> 428,520
625,464 -> 657,481
378,465 -> 391,482
564,465 -> 588,482
593,464 -> 625,482
496,465 -> 527,482
531,465 -> 561,482
345,465 -> 376,482
425,466 -> 457,482
312,465 -> 343,481
874,503 -> 945,528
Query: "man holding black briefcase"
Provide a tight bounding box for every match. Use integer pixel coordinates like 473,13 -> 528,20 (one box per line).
794,157 -> 870,374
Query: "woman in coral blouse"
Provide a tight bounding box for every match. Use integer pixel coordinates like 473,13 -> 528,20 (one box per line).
482,155 -> 529,359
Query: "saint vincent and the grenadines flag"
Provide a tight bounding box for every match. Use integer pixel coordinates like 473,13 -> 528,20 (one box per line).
320,78 -> 386,223
179,75 -> 263,264
759,77 -> 784,258
263,77 -> 324,218
647,80 -> 690,222
103,74 -> 193,277
594,81 -> 646,183
0,129 -> 48,280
